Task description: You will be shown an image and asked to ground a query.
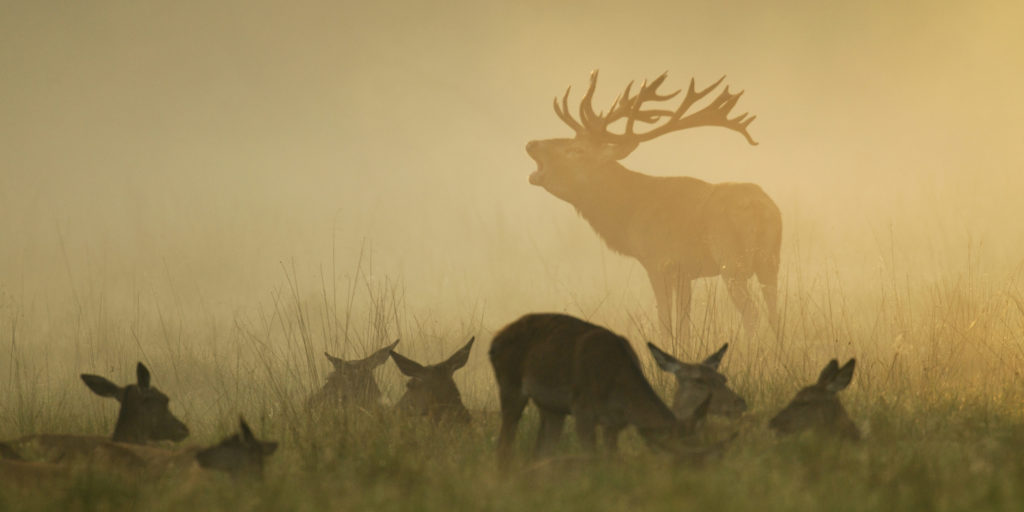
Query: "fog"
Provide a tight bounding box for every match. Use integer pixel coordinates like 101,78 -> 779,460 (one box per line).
2,0 -> 1023,343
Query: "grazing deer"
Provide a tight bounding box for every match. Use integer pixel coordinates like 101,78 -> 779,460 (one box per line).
769,359 -> 860,440
527,71 -> 782,340
389,337 -> 475,425
647,343 -> 747,419
306,339 -> 399,412
2,362 -> 189,463
490,313 -> 711,472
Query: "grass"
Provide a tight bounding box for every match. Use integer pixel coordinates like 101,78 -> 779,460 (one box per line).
3,243 -> 1024,512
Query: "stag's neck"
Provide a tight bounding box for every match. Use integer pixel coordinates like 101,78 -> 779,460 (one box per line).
566,163 -> 709,258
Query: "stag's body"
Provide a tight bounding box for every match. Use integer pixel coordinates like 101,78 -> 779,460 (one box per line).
490,313 -> 707,472
528,71 -> 781,339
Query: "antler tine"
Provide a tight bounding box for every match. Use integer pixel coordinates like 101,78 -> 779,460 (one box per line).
553,85 -> 583,134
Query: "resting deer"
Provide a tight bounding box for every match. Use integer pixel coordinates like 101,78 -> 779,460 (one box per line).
647,343 -> 747,419
2,362 -> 189,463
1,417 -> 277,483
306,339 -> 399,413
490,313 -> 711,472
769,359 -> 860,440
389,337 -> 474,425
527,71 -> 782,340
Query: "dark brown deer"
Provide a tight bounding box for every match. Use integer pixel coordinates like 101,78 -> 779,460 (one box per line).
647,342 -> 747,419
306,339 -> 399,413
527,71 -> 782,340
490,313 -> 711,472
2,362 -> 189,463
389,337 -> 474,425
769,359 -> 860,440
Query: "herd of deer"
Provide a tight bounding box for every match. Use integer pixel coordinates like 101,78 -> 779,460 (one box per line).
0,312 -> 858,486
3,72 -> 847,488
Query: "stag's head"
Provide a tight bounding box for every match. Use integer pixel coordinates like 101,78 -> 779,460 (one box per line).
769,359 -> 860,441
528,71 -> 758,200
81,362 -> 189,444
307,340 -> 399,411
647,342 -> 748,419
390,337 -> 474,425
195,417 -> 278,478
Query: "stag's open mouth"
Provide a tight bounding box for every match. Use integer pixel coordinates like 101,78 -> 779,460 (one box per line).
528,164 -> 546,186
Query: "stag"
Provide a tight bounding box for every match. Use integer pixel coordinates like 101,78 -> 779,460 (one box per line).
490,313 -> 711,472
2,362 -> 189,463
527,71 -> 782,341
769,359 -> 860,440
389,337 -> 475,425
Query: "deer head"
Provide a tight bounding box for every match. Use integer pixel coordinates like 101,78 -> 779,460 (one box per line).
195,417 -> 278,478
81,362 -> 189,444
769,359 -> 860,440
527,71 -> 757,200
390,337 -> 474,425
647,342 -> 747,419
307,339 -> 399,411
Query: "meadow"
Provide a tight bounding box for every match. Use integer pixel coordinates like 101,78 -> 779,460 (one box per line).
2,229 -> 1024,512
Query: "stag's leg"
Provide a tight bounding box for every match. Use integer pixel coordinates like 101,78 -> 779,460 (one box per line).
534,409 -> 566,459
672,278 -> 693,344
755,258 -> 780,333
644,266 -> 674,335
724,276 -> 758,337
497,388 -> 528,472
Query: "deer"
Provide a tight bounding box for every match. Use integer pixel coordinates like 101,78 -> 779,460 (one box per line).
2,362 -> 189,464
490,313 -> 713,473
527,71 -> 782,341
647,343 -> 747,419
769,359 -> 860,441
306,339 -> 400,413
389,337 -> 475,425
0,417 -> 277,483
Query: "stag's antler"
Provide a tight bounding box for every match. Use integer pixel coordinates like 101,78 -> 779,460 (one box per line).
552,71 -> 758,153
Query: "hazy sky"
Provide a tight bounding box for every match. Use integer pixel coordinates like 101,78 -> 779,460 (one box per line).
2,0 -> 1022,324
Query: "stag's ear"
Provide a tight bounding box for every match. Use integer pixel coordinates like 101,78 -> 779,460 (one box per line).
701,343 -> 729,370
390,351 -> 427,378
440,337 -> 474,374
598,141 -> 637,161
82,374 -> 124,401
136,363 -> 151,389
816,360 -> 840,386
363,339 -> 399,368
827,359 -> 856,393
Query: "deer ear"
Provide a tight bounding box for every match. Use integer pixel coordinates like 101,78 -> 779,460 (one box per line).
324,352 -> 346,370
136,363 -> 151,389
701,343 -> 729,370
647,342 -> 683,373
260,441 -> 279,456
239,416 -> 255,444
81,374 -> 124,401
363,339 -> 399,368
816,360 -> 840,386
826,359 -> 856,392
390,351 -> 427,378
599,141 -> 637,161
440,337 -> 474,374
